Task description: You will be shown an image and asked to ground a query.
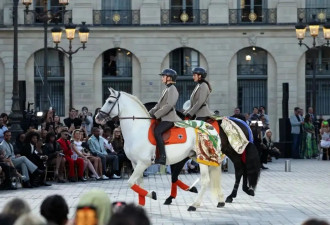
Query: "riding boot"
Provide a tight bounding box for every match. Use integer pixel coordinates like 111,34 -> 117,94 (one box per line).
155,144 -> 166,165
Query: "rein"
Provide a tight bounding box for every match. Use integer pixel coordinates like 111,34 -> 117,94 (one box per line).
99,91 -> 152,121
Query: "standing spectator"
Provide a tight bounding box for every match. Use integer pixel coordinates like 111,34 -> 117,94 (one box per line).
52,115 -> 63,129
249,107 -> 260,122
259,106 -> 269,125
81,106 -> 93,135
57,130 -> 85,182
319,121 -> 330,160
290,107 -> 304,159
88,127 -> 120,179
231,107 -> 246,122
244,113 -> 250,125
40,195 -> 69,225
63,108 -> 82,131
93,108 -> 101,128
301,114 -> 318,159
259,114 -> 270,138
307,107 -> 317,124
0,131 -> 44,188
0,117 -> 8,143
43,132 -> 66,182
1,113 -> 9,127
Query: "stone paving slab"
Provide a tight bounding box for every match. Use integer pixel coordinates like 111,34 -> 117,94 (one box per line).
0,159 -> 329,225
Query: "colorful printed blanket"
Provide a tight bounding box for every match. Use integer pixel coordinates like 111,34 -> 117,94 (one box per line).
175,120 -> 223,166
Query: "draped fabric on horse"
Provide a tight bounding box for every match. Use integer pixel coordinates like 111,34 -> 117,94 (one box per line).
175,120 -> 223,166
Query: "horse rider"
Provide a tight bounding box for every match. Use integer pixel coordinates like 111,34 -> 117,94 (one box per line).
149,68 -> 181,165
183,67 -> 212,121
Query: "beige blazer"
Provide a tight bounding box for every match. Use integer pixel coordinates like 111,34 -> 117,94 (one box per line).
149,84 -> 181,122
184,82 -> 212,118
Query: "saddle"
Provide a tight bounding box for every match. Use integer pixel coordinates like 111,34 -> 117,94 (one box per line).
148,119 -> 187,145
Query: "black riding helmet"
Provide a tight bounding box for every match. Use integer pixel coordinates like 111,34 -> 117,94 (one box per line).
192,67 -> 207,78
159,68 -> 177,81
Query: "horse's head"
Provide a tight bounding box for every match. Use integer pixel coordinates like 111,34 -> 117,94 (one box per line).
95,88 -> 121,125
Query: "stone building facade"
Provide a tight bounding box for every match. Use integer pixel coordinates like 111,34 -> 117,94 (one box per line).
1,0 -> 329,140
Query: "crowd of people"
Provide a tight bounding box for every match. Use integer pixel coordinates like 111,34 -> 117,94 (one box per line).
290,106 -> 330,160
0,107 -> 129,190
0,190 -> 151,225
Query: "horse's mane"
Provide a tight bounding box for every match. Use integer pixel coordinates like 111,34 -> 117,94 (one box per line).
121,92 -> 150,116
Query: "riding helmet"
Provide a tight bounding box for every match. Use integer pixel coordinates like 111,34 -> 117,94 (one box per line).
159,68 -> 177,81
192,67 -> 207,78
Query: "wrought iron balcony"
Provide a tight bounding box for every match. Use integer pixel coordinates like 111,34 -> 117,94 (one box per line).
24,6 -> 72,25
161,9 -> 208,25
306,60 -> 330,76
237,64 -> 267,75
34,66 -> 64,78
93,10 -> 140,25
229,9 -> 276,25
297,8 -> 330,24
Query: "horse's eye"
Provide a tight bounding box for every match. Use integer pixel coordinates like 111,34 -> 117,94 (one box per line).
108,101 -> 111,104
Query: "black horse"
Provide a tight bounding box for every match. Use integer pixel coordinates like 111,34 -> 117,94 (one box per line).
143,103 -> 260,206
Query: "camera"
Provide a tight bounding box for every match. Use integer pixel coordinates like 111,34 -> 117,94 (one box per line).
251,120 -> 263,127
21,102 -> 44,131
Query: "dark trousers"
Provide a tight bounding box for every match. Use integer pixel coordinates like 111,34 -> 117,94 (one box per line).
98,154 -> 119,175
154,121 -> 174,154
291,133 -> 301,159
0,162 -> 15,188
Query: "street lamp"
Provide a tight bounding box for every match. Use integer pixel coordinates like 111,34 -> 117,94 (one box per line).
51,20 -> 90,109
295,16 -> 330,117
22,0 -> 70,112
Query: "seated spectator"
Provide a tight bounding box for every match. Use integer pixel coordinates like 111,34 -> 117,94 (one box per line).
259,115 -> 270,137
1,198 -> 31,225
71,129 -> 100,180
0,113 -> 9,127
262,129 -> 281,160
21,131 -> 51,186
0,131 -> 44,188
110,127 -> 130,177
259,106 -> 269,124
13,213 -> 47,225
43,132 -> 66,182
0,161 -> 16,190
108,203 -> 151,225
40,195 -> 69,225
0,117 -> 8,143
75,189 -> 112,225
88,127 -> 120,179
57,130 -> 85,182
13,133 -> 25,155
231,107 -> 246,122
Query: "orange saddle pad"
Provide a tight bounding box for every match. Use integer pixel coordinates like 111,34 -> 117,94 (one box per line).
148,119 -> 187,145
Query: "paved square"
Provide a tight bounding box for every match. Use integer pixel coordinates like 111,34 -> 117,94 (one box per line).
0,159 -> 329,225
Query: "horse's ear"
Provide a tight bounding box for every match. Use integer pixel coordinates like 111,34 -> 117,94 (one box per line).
108,87 -> 115,95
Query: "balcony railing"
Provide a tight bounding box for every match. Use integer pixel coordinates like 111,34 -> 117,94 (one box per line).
34,66 -> 64,78
229,9 -> 276,24
306,61 -> 330,76
161,9 -> 208,25
93,10 -> 140,25
24,6 -> 72,25
237,64 -> 267,75
297,8 -> 330,24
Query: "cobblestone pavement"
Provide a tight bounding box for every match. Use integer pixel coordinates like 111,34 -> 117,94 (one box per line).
0,159 -> 329,225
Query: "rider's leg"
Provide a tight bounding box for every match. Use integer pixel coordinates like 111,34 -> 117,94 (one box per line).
154,121 -> 174,165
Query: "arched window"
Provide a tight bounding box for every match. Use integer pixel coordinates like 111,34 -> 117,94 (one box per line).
305,47 -> 330,115
237,47 -> 267,114
102,48 -> 132,101
170,47 -> 199,109
34,49 -> 65,116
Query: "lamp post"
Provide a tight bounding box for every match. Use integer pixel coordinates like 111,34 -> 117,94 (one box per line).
8,0 -> 23,140
51,20 -> 90,109
295,16 -> 330,117
22,0 -> 70,112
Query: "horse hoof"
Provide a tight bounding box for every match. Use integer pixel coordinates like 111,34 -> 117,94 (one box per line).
189,186 -> 198,193
164,197 -> 173,205
248,189 -> 255,196
217,202 -> 225,208
151,191 -> 157,200
187,206 -> 196,211
225,197 -> 233,203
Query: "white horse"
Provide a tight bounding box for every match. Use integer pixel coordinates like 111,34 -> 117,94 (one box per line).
96,88 -> 225,211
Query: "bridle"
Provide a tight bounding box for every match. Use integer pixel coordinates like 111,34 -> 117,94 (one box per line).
98,91 -> 152,121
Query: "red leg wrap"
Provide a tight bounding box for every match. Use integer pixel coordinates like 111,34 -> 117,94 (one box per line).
170,183 -> 178,198
175,180 -> 189,191
131,184 -> 148,206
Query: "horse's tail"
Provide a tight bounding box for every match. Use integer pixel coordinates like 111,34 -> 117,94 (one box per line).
209,165 -> 221,197
245,142 -> 261,189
